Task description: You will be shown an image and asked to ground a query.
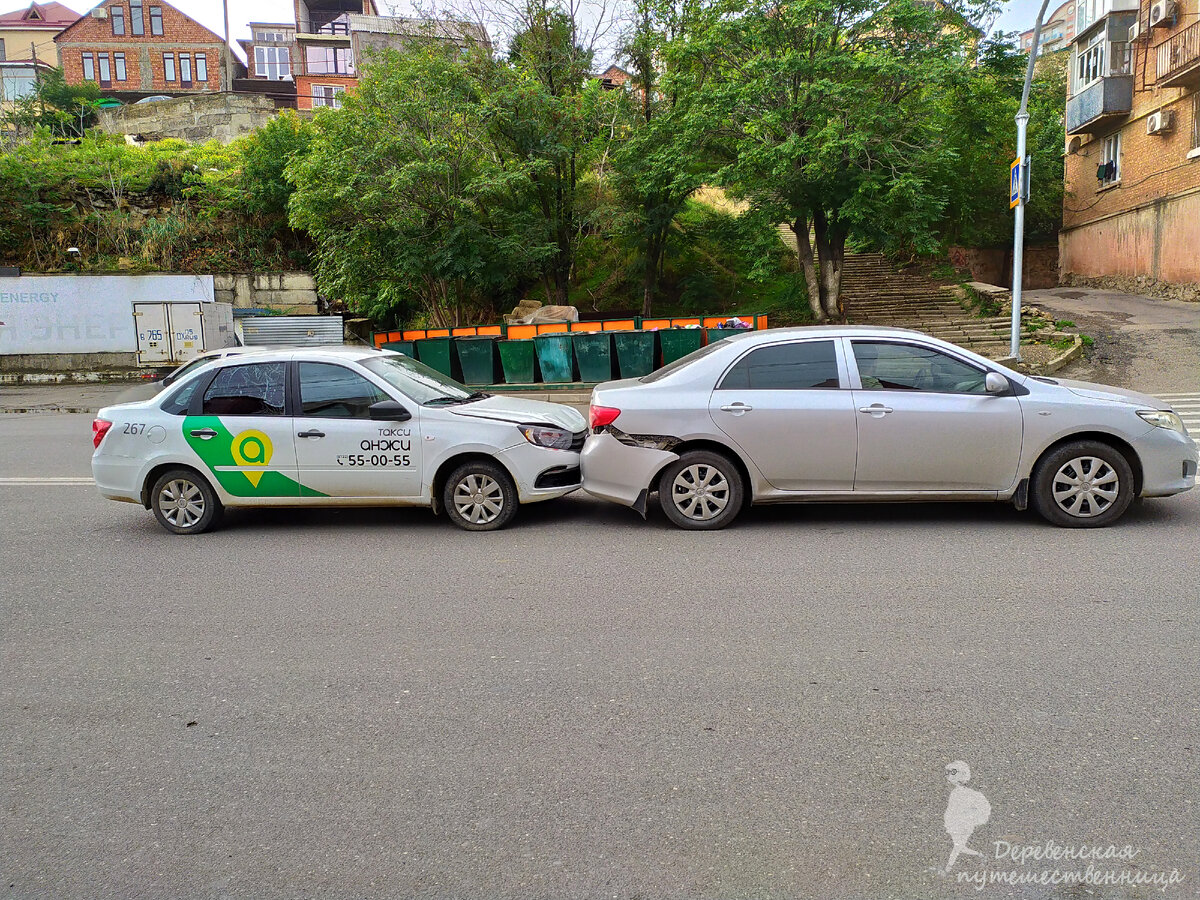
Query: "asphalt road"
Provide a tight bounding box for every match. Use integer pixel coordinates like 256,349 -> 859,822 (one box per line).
2,411 -> 1198,900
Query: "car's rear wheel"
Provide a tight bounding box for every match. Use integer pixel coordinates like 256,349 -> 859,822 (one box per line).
443,460 -> 518,531
150,468 -> 223,535
1031,440 -> 1134,528
657,450 -> 744,530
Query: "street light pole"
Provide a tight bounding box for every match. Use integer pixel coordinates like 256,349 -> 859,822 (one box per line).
1010,0 -> 1053,360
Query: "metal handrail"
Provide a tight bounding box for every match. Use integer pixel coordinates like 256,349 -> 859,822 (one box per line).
1156,21 -> 1200,81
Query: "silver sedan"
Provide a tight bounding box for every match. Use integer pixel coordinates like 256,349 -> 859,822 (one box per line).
580,326 -> 1197,529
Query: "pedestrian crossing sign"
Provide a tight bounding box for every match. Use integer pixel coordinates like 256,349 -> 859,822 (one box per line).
1010,158 -> 1022,209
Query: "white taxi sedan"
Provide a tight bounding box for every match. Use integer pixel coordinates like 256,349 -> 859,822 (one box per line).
92,347 -> 586,533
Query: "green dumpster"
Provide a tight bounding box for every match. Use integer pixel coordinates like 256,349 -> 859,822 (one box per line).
572,332 -> 614,383
415,337 -> 456,379
706,328 -> 732,347
612,331 -> 655,378
658,328 -> 703,366
534,333 -> 575,384
381,340 -> 416,357
455,335 -> 499,386
497,339 -> 537,385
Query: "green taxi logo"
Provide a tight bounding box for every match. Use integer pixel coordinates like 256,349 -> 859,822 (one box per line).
230,429 -> 273,487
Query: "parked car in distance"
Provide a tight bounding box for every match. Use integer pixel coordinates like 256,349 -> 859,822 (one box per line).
93,347 -> 587,533
581,326 -> 1197,529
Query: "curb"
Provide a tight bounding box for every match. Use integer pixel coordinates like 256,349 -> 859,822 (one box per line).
1039,335 -> 1084,375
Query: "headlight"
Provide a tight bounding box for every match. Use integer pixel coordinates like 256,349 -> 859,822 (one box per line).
520,425 -> 573,450
1137,410 -> 1185,433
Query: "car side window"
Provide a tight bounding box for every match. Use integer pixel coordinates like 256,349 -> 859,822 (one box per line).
161,377 -> 203,416
717,340 -> 840,390
201,362 -> 287,415
298,362 -> 390,418
851,342 -> 988,394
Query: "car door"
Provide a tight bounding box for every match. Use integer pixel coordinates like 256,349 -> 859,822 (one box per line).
184,360 -> 300,498
847,339 -> 1023,492
292,360 -> 423,499
707,338 -> 858,491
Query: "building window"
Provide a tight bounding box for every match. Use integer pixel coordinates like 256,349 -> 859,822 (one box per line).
82,51 -> 95,81
111,4 -> 124,35
254,29 -> 289,42
254,45 -> 290,79
179,52 -> 192,85
306,46 -> 354,75
97,52 -> 111,86
149,6 -> 162,35
1192,94 -> 1200,152
1,66 -> 37,100
163,52 -> 175,81
1099,132 -> 1121,185
1075,32 -> 1105,90
195,53 -> 207,82
114,51 -> 126,81
311,84 -> 344,108
130,0 -> 143,35
0,39 -> 6,61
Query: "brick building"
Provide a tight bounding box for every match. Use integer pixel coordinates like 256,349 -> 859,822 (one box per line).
238,0 -> 488,111
1061,0 -> 1200,286
54,0 -> 241,99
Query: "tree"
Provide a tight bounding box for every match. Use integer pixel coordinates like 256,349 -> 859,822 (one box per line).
678,0 -> 980,321
2,67 -> 101,137
609,0 -> 709,316
476,0 -> 621,305
240,111 -> 315,219
288,46 -> 552,326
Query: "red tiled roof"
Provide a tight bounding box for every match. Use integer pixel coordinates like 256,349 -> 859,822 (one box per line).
0,1 -> 80,27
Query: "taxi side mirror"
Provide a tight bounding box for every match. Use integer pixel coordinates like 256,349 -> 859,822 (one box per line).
369,400 -> 412,422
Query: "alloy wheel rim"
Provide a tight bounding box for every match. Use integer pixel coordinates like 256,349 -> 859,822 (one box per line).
1052,456 -> 1119,518
453,473 -> 504,525
160,478 -> 205,528
671,464 -> 729,521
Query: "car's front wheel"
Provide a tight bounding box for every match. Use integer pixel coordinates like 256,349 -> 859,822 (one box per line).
1031,440 -> 1135,528
443,460 -> 518,531
657,450 -> 745,530
150,467 -> 223,535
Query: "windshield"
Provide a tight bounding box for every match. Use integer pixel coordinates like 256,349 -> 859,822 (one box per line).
639,340 -> 728,384
361,353 -> 474,405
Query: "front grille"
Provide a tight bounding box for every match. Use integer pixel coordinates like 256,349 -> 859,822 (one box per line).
535,466 -> 582,489
570,430 -> 587,452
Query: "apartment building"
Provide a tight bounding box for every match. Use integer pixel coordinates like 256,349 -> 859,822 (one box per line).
1019,0 -> 1077,55
239,0 -> 489,111
1062,0 -> 1200,286
55,0 -> 240,99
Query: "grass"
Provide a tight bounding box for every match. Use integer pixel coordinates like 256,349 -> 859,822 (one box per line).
1054,319 -> 1076,329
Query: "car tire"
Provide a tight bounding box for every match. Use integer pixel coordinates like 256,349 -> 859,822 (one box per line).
150,467 -> 223,535
442,460 -> 519,532
657,450 -> 745,530
1031,440 -> 1135,528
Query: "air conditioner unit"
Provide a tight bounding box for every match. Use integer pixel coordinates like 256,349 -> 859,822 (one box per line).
1149,0 -> 1175,27
1147,110 -> 1174,134
1127,21 -> 1140,41
90,6 -> 108,17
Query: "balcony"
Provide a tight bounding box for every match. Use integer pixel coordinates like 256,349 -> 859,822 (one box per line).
1156,21 -> 1200,89
1067,40 -> 1133,134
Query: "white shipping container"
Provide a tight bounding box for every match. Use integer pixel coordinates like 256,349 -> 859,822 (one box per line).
133,301 -> 236,366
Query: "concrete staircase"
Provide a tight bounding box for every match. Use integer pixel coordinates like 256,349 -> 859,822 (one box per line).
775,225 -> 1013,356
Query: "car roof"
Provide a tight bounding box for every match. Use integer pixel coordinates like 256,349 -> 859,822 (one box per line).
203,345 -> 385,364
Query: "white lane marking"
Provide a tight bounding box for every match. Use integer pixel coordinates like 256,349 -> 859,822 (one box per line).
0,477 -> 95,485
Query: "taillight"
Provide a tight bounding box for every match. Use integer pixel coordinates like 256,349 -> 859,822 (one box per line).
92,418 -> 113,449
589,405 -> 621,429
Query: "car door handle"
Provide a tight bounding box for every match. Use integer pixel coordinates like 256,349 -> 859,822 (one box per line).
720,403 -> 754,414
297,429 -> 325,439
858,404 -> 894,416
189,428 -> 218,439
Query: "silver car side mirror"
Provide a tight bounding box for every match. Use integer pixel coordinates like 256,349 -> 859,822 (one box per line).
985,372 -> 1009,394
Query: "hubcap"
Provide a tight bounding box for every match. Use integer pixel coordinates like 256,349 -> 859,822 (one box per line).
159,479 -> 205,528
453,473 -> 504,525
1052,456 -> 1119,518
671,464 -> 729,521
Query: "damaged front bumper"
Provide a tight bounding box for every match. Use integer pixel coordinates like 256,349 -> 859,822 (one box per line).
580,430 -> 680,516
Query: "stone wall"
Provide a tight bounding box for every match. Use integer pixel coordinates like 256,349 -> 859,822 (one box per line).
96,93 -> 277,144
948,244 -> 1060,290
214,272 -> 319,315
